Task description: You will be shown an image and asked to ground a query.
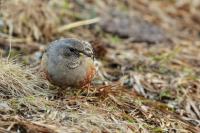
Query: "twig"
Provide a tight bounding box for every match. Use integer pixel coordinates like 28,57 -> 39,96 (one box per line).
0,127 -> 13,133
57,17 -> 100,33
6,20 -> 13,61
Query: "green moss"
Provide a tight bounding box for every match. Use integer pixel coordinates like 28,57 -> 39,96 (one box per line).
159,90 -> 172,100
63,0 -> 70,10
151,47 -> 181,64
7,49 -> 20,58
106,34 -> 122,45
122,113 -> 136,123
152,127 -> 166,133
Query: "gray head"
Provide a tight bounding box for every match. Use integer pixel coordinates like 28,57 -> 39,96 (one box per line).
46,38 -> 94,69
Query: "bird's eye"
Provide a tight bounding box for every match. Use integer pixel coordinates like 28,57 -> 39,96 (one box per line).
69,48 -> 74,52
68,48 -> 80,56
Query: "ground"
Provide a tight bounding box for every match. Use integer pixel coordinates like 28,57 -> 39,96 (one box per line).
0,0 -> 200,133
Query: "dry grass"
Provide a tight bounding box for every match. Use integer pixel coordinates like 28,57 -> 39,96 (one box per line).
0,59 -> 49,97
0,0 -> 200,132
2,83 -> 199,132
2,0 -> 59,42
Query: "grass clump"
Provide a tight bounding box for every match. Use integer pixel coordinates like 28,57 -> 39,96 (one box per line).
0,59 -> 48,97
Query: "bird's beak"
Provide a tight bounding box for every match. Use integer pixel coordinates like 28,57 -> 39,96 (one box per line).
80,50 -> 94,59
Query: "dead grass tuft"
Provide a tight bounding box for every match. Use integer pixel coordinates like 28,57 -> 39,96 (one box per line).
0,59 -> 49,97
2,0 -> 59,42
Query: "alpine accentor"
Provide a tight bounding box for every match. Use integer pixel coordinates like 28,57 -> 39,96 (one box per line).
40,38 -> 96,88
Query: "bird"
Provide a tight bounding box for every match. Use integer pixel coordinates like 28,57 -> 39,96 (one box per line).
40,38 -> 96,88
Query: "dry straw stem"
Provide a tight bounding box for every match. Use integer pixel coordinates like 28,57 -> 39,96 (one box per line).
0,59 -> 49,97
57,17 -> 100,33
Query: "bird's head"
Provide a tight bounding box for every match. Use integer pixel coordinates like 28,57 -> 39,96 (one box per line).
47,38 -> 94,69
